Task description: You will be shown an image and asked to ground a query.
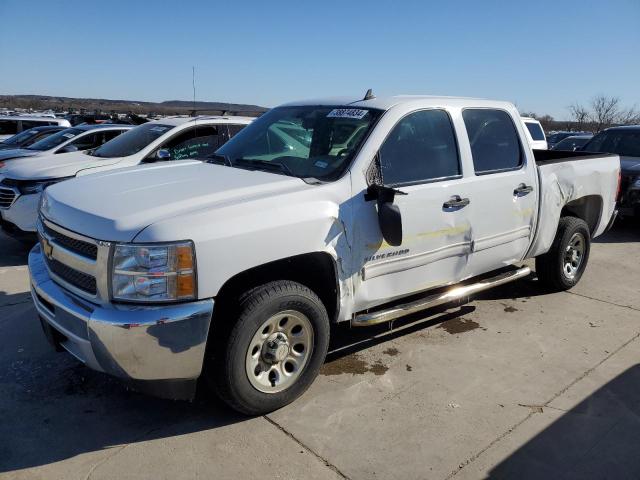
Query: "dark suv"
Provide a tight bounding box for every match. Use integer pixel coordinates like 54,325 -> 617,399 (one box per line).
583,126 -> 640,218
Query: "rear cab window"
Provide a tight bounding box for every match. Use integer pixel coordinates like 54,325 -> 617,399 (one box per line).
463,109 -> 523,174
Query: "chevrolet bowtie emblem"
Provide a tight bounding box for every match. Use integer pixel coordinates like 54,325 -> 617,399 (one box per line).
42,237 -> 54,260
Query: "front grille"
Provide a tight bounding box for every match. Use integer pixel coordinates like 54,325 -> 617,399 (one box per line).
0,187 -> 17,209
46,257 -> 97,295
43,223 -> 98,260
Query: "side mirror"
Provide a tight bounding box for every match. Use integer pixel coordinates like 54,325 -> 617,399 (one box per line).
59,144 -> 79,153
155,149 -> 171,161
365,184 -> 406,247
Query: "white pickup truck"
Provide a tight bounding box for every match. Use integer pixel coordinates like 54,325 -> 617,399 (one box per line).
28,95 -> 619,415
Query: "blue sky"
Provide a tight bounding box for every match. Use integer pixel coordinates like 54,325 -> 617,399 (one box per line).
0,0 -> 638,119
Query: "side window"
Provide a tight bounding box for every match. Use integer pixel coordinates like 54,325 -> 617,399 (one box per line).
21,120 -> 49,130
69,132 -> 101,150
378,109 -> 460,186
163,126 -> 221,160
525,122 -> 545,141
463,109 -> 523,174
227,124 -> 246,139
102,130 -> 125,143
0,120 -> 18,135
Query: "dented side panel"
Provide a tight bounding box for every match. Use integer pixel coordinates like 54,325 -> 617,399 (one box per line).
526,155 -> 619,258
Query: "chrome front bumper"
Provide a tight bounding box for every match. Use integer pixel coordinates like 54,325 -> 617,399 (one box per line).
29,244 -> 214,398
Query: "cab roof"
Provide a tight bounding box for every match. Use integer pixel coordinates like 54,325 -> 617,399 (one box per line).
74,124 -> 134,131
279,94 -> 516,111
148,115 -> 255,127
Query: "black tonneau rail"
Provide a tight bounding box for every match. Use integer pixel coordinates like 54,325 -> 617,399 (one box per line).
533,149 -> 618,165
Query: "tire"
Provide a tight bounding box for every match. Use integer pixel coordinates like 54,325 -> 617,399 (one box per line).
535,216 -> 591,291
206,280 -> 330,415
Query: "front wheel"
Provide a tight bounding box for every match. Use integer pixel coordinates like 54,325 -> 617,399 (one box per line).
535,216 -> 591,291
207,280 -> 330,415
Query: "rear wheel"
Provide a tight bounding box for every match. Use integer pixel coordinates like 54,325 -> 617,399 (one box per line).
535,216 -> 591,291
207,280 -> 330,415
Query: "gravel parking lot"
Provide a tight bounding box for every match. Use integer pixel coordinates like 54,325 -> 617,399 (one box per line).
1,222 -> 639,480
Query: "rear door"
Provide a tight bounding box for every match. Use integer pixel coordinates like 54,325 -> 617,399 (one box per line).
461,108 -> 538,277
352,108 -> 474,308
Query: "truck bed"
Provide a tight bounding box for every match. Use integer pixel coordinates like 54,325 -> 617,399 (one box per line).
533,149 -> 619,165
526,151 -> 620,258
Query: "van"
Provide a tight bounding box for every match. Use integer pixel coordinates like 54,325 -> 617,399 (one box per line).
521,117 -> 548,150
0,116 -> 72,141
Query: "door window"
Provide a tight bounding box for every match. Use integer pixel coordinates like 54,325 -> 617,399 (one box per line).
378,109 -> 461,186
0,120 -> 18,135
463,109 -> 523,174
163,126 -> 221,160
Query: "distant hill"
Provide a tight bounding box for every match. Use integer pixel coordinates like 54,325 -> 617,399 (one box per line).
0,94 -> 268,116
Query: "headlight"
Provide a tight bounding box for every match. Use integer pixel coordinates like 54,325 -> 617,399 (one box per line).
19,177 -> 70,195
111,242 -> 196,302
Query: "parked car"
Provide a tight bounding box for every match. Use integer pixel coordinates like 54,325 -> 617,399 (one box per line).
64,113 -> 114,126
546,131 -> 591,149
550,134 -> 593,151
0,125 -> 67,151
582,125 -> 640,218
0,116 -> 251,238
0,115 -> 71,141
521,117 -> 547,150
0,124 -> 133,167
28,95 -> 619,415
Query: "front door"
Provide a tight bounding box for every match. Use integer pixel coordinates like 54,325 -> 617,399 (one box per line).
351,108 -> 473,310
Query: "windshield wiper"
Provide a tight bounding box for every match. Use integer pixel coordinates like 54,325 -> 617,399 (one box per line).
233,158 -> 295,177
207,153 -> 232,166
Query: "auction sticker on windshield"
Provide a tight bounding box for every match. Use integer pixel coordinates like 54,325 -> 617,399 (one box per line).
327,108 -> 369,119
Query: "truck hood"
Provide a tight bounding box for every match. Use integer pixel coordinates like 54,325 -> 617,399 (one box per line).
620,156 -> 640,176
41,161 -> 311,242
1,151 -> 121,180
0,148 -> 39,161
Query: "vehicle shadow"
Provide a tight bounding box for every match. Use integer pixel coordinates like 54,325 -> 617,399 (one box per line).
594,218 -> 639,244
486,364 -> 640,479
0,231 -> 35,267
0,292 -> 480,474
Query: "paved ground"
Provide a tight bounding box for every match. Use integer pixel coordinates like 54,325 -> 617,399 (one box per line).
1,221 -> 639,480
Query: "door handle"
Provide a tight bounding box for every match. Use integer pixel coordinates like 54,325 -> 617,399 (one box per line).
443,195 -> 470,209
514,183 -> 534,196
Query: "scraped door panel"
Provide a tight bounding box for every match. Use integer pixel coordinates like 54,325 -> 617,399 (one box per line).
352,181 -> 472,310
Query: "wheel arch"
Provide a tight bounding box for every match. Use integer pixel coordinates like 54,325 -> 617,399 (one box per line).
213,251 -> 341,323
560,195 -> 603,235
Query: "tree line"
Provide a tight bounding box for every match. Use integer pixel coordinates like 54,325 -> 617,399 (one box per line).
523,95 -> 639,133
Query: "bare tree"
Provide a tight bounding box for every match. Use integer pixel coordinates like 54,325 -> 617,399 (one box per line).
568,102 -> 589,129
589,95 -> 621,132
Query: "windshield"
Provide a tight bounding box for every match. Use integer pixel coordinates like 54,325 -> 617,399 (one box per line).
26,128 -> 83,151
553,137 -> 590,150
2,128 -> 41,145
91,123 -> 174,158
215,106 -> 383,180
583,130 -> 640,157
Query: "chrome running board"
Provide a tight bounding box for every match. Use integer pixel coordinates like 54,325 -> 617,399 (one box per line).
352,267 -> 531,327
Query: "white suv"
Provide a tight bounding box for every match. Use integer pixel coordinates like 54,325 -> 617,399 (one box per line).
0,116 -> 253,238
521,117 -> 548,150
